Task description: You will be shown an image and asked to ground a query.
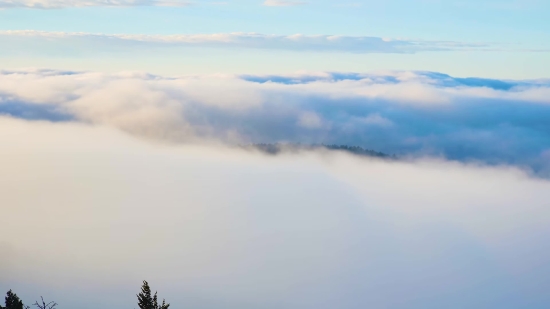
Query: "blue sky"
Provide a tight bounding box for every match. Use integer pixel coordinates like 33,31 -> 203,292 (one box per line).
0,0 -> 549,77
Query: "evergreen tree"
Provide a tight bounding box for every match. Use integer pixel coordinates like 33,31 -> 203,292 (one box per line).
137,281 -> 153,309
137,281 -> 169,309
1,290 -> 28,309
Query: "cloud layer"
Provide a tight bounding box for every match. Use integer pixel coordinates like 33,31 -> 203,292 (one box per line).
1,117 -> 550,309
0,30 -> 490,54
0,69 -> 549,174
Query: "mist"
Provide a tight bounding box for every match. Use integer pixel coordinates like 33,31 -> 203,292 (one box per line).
1,117 -> 549,309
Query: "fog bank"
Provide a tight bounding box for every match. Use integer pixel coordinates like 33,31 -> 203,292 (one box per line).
1,117 -> 549,309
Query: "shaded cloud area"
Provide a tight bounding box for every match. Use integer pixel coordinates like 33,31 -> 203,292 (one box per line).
0,69 -> 550,175
0,0 -> 193,8
0,101 -> 72,121
0,30 -> 490,54
1,117 -> 550,309
241,71 -> 546,89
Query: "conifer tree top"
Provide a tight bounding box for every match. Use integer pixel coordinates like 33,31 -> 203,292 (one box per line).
137,281 -> 170,309
2,290 -> 27,309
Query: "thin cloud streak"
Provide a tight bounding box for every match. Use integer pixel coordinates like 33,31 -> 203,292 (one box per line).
0,0 -> 193,8
263,0 -> 307,6
0,30 -> 491,54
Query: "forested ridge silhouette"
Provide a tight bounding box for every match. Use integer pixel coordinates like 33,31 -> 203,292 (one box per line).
246,143 -> 393,158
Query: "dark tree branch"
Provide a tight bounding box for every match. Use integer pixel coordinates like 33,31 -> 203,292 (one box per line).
32,297 -> 57,309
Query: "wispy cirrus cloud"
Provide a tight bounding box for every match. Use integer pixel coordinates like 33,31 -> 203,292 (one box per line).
263,0 -> 307,6
0,30 -> 491,54
0,0 -> 193,8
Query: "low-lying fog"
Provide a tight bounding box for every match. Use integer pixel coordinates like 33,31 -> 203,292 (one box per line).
1,117 -> 549,309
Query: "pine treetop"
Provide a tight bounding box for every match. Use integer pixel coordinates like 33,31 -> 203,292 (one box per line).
3,290 -> 27,309
137,281 -> 170,309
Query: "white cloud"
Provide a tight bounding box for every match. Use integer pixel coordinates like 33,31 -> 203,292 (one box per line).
0,116 -> 549,308
0,30 -> 490,54
263,0 -> 306,6
0,69 -> 550,173
359,113 -> 394,127
0,0 -> 192,8
297,111 -> 324,129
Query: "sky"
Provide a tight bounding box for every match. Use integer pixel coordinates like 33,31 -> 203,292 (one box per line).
1,1 -> 550,309
0,0 -> 549,77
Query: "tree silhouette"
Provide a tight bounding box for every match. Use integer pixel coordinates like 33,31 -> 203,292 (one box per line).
137,281 -> 169,309
1,290 -> 29,309
32,297 -> 57,309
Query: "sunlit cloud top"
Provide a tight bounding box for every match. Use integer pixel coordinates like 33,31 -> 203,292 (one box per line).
0,69 -> 549,175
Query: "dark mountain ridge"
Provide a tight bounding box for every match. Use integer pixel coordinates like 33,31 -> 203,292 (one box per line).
245,143 -> 393,159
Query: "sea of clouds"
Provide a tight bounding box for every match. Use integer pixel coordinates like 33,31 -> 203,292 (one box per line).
0,69 -> 549,174
1,69 -> 550,309
1,117 -> 550,309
